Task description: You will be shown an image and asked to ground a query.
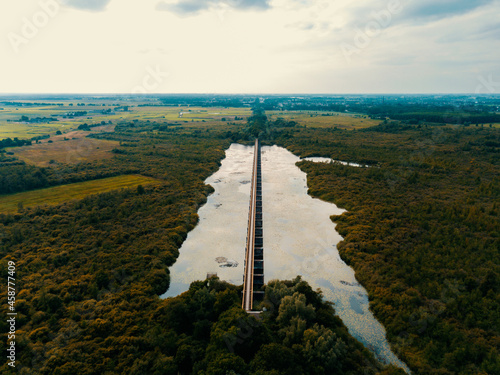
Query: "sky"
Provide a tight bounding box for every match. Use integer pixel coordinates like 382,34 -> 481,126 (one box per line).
0,0 -> 499,94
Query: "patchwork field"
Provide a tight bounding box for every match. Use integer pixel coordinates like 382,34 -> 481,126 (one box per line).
0,175 -> 161,213
1,103 -> 252,168
0,105 -> 113,138
0,104 -> 251,140
119,106 -> 251,124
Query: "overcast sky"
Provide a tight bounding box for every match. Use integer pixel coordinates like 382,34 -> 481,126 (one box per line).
1,0 -> 499,94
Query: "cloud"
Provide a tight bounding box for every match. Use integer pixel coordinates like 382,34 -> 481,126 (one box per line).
287,22 -> 315,31
401,0 -> 494,22
476,23 -> 500,40
156,0 -> 271,15
62,0 -> 112,12
436,19 -> 500,43
345,0 -> 495,30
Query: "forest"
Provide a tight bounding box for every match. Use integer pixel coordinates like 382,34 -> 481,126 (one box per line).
271,123 -> 499,374
0,118 -> 403,374
0,97 -> 498,374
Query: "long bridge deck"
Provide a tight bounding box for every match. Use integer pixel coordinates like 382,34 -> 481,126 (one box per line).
242,139 -> 264,312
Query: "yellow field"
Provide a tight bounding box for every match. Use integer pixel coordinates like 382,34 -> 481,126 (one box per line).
267,110 -> 380,130
0,175 -> 161,214
0,121 -> 64,139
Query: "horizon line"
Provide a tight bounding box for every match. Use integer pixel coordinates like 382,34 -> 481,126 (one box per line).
0,93 -> 498,96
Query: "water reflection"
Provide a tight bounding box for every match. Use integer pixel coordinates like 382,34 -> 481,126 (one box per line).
161,143 -> 409,372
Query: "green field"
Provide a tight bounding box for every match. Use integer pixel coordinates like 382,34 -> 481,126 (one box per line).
0,105 -> 111,139
116,106 -> 251,123
0,104 -> 252,140
266,110 -> 380,129
0,175 -> 160,213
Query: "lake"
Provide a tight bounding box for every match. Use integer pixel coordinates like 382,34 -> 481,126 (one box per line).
161,143 -> 409,372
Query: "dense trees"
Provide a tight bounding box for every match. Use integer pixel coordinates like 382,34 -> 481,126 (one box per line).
245,106 -> 269,138
147,276 -> 383,375
275,124 -> 499,374
0,120 -> 391,374
0,137 -> 31,149
0,122 -> 229,374
0,161 -> 137,195
1,107 -> 497,373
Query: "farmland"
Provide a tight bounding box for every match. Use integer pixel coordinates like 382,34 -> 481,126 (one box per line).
0,174 -> 160,213
1,102 -> 250,167
266,110 -> 380,130
0,101 -> 252,140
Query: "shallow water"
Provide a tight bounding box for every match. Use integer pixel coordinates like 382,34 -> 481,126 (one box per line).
161,143 -> 409,372
302,156 -> 369,168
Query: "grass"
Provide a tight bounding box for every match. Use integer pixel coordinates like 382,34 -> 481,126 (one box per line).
119,106 -> 251,123
0,105 -> 110,139
0,122 -> 64,139
0,175 -> 161,214
0,105 -> 252,140
267,110 -> 380,130
267,110 -> 500,130
2,104 -> 250,168
2,102 -> 498,140
8,136 -> 119,167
